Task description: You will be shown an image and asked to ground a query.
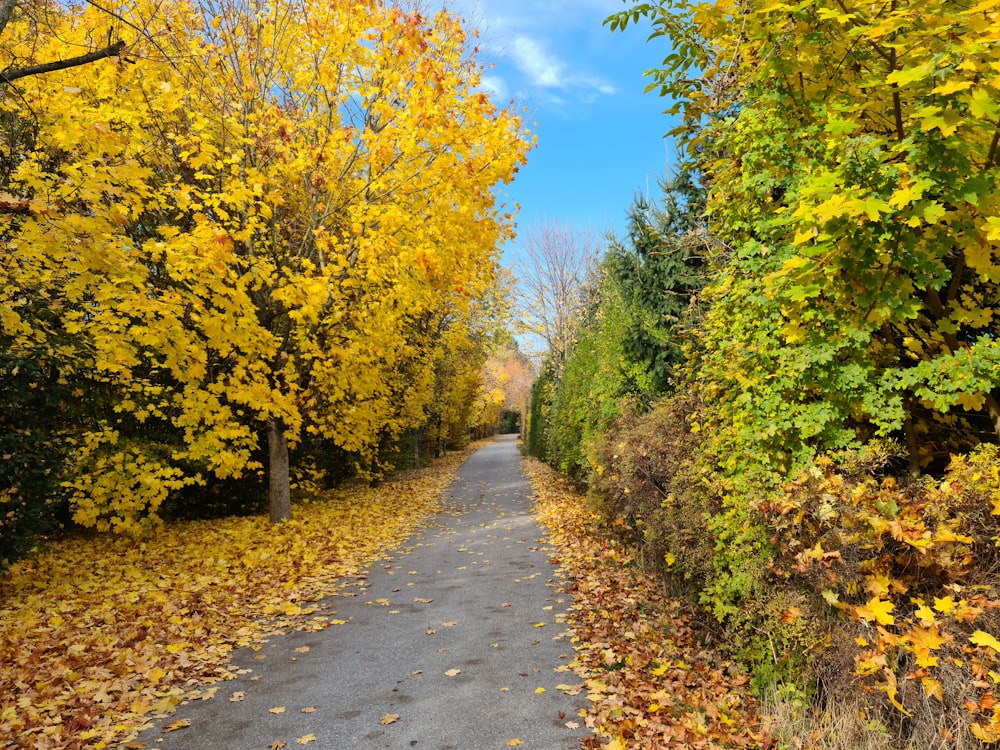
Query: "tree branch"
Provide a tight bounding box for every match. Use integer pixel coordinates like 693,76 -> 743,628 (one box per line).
0,39 -> 125,84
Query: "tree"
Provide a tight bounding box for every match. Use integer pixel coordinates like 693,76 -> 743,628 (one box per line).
514,220 -> 599,366
0,0 -> 531,533
608,0 -> 1000,469
0,0 -> 127,84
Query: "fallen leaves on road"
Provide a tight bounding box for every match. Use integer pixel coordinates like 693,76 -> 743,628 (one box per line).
0,445 -> 481,749
379,713 -> 400,725
524,457 -> 763,749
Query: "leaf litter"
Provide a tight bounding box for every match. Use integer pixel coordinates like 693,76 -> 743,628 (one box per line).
0,446 -> 479,749
524,457 -> 763,749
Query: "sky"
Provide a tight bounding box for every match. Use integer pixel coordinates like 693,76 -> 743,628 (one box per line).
449,0 -> 681,263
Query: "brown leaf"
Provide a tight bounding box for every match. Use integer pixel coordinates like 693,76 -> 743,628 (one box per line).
379,713 -> 400,725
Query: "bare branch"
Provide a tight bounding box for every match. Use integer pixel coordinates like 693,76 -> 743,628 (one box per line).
514,220 -> 600,363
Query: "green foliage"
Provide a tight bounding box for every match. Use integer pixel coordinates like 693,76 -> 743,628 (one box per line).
595,0 -> 1000,731
525,362 -> 555,462
0,347 -> 73,567
605,169 -> 707,394
497,409 -> 520,434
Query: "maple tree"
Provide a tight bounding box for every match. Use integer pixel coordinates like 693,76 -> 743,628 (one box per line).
0,0 -> 530,536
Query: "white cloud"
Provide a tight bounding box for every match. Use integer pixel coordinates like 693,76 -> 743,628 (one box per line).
505,34 -> 616,102
479,75 -> 508,101
510,36 -> 565,88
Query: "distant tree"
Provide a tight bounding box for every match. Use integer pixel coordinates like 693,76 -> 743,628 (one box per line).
514,220 -> 599,366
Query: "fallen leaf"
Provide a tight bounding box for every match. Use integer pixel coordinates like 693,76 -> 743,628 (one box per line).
534,622 -> 546,628
294,646 -> 310,653
230,691 -> 246,702
780,606 -> 802,623
444,668 -> 461,677
414,597 -> 433,603
971,630 -> 1000,653
565,721 -> 580,729
534,687 -> 546,694
296,734 -> 317,745
507,740 -> 523,747
269,706 -> 286,714
426,628 -> 437,635
270,743 -> 287,750
300,707 -> 316,714
162,719 -> 191,733
442,621 -> 457,627
379,713 -> 400,725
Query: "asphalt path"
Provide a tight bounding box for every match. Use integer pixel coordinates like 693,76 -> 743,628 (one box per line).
141,435 -> 587,749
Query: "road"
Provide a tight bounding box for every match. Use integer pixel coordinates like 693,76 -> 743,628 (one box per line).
141,435 -> 587,749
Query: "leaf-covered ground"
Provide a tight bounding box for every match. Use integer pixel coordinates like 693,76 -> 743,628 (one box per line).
524,457 -> 767,749
0,445 -> 481,750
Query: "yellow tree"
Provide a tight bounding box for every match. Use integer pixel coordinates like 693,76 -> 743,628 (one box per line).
0,0 -> 530,529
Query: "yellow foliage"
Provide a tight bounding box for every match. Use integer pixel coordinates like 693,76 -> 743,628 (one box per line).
0,446 -> 477,747
0,0 -> 531,527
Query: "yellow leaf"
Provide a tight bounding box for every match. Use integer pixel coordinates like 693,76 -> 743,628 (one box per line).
269,707 -> 286,714
379,713 -> 399,725
855,596 -> 895,626
933,596 -> 958,615
534,687 -> 546,694
971,630 -> 1000,653
922,677 -> 944,701
506,740 -> 523,747
932,79 -> 973,96
147,667 -> 166,684
914,603 -> 936,623
296,735 -> 316,745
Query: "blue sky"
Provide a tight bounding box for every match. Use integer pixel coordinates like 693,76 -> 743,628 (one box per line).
452,0 -> 680,260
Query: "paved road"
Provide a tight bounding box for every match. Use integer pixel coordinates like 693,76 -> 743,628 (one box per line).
142,435 -> 586,749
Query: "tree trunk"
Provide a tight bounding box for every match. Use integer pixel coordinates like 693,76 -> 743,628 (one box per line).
267,418 -> 292,523
985,392 -> 1000,444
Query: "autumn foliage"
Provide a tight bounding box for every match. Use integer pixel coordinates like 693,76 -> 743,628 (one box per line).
0,0 -> 530,550
525,456 -> 763,749
524,0 -> 1000,746
0,446 -> 476,749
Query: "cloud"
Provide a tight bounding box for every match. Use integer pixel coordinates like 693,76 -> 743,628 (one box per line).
506,34 -> 616,102
510,36 -> 565,88
479,75 -> 508,101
